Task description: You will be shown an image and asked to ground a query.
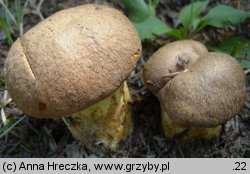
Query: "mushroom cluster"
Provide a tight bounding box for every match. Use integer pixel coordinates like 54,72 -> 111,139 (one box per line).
143,40 -> 246,141
4,3 -> 247,151
4,4 -> 141,151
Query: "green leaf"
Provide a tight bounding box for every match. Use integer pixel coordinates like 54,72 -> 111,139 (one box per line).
134,16 -> 172,39
209,36 -> 250,68
201,5 -> 250,28
122,0 -> 154,22
167,29 -> 185,40
240,60 -> 250,69
230,41 -> 245,57
180,1 -> 208,29
122,0 -> 172,40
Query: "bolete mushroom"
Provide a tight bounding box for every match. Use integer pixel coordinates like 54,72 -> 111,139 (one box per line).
143,40 -> 246,141
4,4 -> 141,151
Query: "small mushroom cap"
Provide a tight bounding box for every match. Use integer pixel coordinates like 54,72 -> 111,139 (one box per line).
157,52 -> 246,127
4,4 -> 141,118
143,40 -> 208,94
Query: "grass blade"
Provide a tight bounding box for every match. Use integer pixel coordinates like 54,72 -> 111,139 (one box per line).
0,115 -> 26,139
0,15 -> 13,44
0,0 -> 17,25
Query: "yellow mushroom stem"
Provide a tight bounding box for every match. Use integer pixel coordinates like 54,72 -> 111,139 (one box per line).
157,69 -> 221,142
63,81 -> 132,151
161,106 -> 221,142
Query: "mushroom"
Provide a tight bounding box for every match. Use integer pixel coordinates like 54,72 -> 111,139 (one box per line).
4,4 -> 141,151
143,40 -> 246,141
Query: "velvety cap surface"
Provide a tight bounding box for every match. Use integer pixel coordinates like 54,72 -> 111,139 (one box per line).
143,40 -> 207,94
158,52 -> 246,127
4,4 -> 141,118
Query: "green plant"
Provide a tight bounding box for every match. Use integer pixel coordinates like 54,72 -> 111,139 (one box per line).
0,0 -> 29,141
209,36 -> 250,69
122,0 -> 172,39
0,0 -> 29,44
175,1 -> 250,69
122,0 -> 250,43
122,0 -> 250,69
169,0 -> 250,39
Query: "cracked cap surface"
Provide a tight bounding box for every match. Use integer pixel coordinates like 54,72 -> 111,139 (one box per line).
4,4 -> 141,118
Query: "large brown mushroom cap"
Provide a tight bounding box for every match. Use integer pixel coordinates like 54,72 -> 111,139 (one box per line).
143,40 -> 208,94
4,4 -> 141,118
157,52 -> 246,127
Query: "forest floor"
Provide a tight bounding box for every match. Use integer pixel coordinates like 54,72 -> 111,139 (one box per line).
0,0 -> 250,157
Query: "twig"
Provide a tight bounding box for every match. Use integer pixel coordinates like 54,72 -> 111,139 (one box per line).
234,115 -> 240,135
43,126 -> 57,152
36,0 -> 44,20
0,115 -> 26,139
61,117 -> 70,127
20,144 -> 32,154
1,107 -> 7,125
161,69 -> 189,78
28,0 -> 45,20
2,90 -> 12,106
244,69 -> 250,74
1,90 -> 12,126
19,0 -> 30,36
174,140 -> 185,157
245,102 -> 250,110
19,23 -> 24,36
6,140 -> 22,154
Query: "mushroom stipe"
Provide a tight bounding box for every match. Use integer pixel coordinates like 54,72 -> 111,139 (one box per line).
64,81 -> 132,151
161,108 -> 221,142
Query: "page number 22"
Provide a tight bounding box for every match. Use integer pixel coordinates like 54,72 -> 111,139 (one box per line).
234,162 -> 246,171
